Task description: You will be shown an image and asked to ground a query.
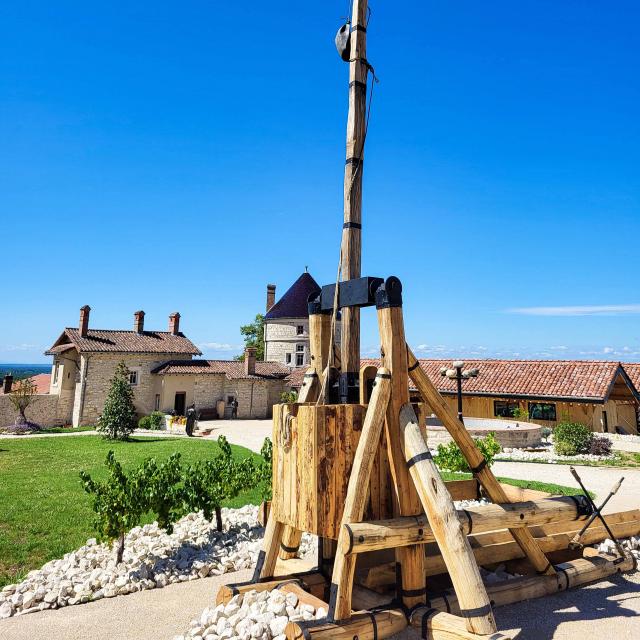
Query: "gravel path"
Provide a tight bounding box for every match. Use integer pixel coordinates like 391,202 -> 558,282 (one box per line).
492,461 -> 640,513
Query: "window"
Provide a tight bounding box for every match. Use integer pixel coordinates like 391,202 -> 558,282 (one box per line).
128,370 -> 139,386
285,353 -> 292,365
296,353 -> 304,366
296,325 -> 304,335
227,395 -> 234,404
494,401 -> 519,418
154,394 -> 160,411
52,365 -> 60,385
528,402 -> 557,421
296,344 -> 304,352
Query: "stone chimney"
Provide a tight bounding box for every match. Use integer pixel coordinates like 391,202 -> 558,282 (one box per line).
79,305 -> 91,338
134,310 -> 145,333
244,347 -> 257,376
3,374 -> 13,394
169,312 -> 181,336
266,284 -> 276,312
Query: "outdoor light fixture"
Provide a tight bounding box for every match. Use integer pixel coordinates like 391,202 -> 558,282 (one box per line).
441,361 -> 480,424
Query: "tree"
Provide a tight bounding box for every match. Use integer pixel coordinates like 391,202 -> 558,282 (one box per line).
8,377 -> 37,424
97,361 -> 137,440
80,451 -> 147,563
236,314 -> 265,361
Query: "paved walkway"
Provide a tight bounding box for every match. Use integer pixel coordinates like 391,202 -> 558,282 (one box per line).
2,567 -> 639,639
198,419 -> 272,453
492,461 -> 640,513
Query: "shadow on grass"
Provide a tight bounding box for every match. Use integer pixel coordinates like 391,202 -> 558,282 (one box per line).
125,438 -> 167,444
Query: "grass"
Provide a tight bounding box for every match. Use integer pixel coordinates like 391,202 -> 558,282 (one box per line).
439,471 -> 589,497
0,436 -> 586,590
496,451 -> 640,469
0,435 -> 263,588
38,425 -> 95,434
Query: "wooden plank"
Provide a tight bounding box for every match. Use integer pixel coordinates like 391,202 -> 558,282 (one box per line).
377,300 -> 426,611
420,612 -> 513,640
407,346 -> 555,576
399,404 -> 496,635
258,515 -> 285,579
445,479 -> 481,501
330,370 -> 392,619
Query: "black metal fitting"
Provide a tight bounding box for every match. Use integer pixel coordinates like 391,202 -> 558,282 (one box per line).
307,289 -> 331,316
339,372 -> 360,404
375,276 -> 403,309
317,276 -> 384,312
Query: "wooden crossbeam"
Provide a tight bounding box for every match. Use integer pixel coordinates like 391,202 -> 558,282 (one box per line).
406,346 -> 555,576
341,495 -> 590,555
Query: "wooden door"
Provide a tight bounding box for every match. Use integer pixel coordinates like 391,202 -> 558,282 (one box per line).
174,392 -> 186,416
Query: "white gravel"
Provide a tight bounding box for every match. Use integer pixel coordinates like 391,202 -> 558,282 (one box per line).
172,589 -> 327,640
0,506 -> 314,620
495,443 -> 612,464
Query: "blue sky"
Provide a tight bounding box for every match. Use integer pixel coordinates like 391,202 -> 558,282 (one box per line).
1,1 -> 638,364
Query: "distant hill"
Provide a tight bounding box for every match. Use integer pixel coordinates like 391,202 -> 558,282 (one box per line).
0,364 -> 50,381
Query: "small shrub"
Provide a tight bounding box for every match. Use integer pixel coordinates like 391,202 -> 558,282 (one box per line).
149,411 -> 165,430
138,416 -> 152,430
541,426 -> 553,442
512,408 -> 529,421
280,390 -> 298,403
257,438 -> 273,502
553,421 -> 592,456
589,435 -> 612,456
434,432 -> 501,473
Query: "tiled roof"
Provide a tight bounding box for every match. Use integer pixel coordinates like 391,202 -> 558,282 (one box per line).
265,272 -> 321,320
45,328 -> 201,356
1,373 -> 51,395
152,359 -> 290,381
288,359 -> 637,402
623,364 -> 640,391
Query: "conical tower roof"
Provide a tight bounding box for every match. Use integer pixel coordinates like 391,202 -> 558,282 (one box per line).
265,272 -> 321,320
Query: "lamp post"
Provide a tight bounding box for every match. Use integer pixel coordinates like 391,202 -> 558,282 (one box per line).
440,361 -> 479,425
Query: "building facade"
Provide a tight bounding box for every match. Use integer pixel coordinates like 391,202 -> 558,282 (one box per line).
44,307 -> 288,426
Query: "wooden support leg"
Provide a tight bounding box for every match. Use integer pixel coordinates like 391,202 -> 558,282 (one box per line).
399,404 -> 496,635
330,369 -> 392,620
280,527 -> 303,560
297,367 -> 319,403
407,346 -> 555,577
256,515 -> 285,580
376,278 -> 426,611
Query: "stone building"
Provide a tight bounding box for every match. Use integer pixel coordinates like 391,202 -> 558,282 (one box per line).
263,271 -> 340,367
44,307 -> 289,426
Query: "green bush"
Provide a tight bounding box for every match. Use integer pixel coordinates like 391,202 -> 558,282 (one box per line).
553,422 -> 592,456
434,432 -> 501,473
138,411 -> 166,430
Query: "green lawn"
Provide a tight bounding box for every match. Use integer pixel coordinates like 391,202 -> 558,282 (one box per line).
0,435 -> 263,588
0,435 -> 586,590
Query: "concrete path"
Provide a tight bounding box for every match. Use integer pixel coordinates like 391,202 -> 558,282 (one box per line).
2,568 -> 639,640
198,419 -> 272,453
492,461 -> 640,513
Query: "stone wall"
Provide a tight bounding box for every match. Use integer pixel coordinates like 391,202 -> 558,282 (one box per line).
0,394 -> 70,428
76,353 -> 192,426
264,318 -> 341,367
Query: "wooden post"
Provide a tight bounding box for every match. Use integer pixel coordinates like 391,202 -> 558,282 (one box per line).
398,404 -> 496,635
340,0 -> 369,400
257,515 -> 285,580
330,368 -> 392,620
406,347 -> 555,576
375,278 -> 426,611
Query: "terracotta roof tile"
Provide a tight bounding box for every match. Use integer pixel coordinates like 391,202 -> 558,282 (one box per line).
288,359 -> 636,401
152,359 -> 290,380
45,328 -> 201,356
1,373 -> 51,395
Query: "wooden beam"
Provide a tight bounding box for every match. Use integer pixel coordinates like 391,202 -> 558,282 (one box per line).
406,346 -> 555,576
285,608 -> 407,640
377,295 -> 426,611
398,404 -> 496,636
330,368 -> 392,619
340,0 -> 369,383
413,553 -> 636,622
420,611 -> 513,640
258,516 -> 285,580
217,572 -> 327,606
342,495 -> 589,555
